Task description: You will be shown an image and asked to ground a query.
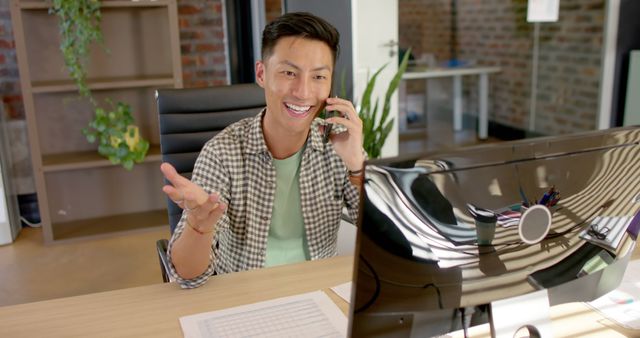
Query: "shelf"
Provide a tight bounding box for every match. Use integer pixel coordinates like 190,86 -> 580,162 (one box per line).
42,144 -> 162,172
12,0 -> 181,243
31,76 -> 176,94
51,209 -> 169,242
19,0 -> 172,10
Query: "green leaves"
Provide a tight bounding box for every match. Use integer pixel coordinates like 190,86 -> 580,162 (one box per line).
51,0 -> 102,99
358,48 -> 411,159
51,0 -> 148,170
82,101 -> 149,171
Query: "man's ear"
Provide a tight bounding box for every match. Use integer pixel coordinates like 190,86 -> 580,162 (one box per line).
255,61 -> 265,88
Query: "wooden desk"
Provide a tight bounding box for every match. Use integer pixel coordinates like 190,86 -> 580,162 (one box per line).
0,256 -> 354,338
449,302 -> 638,338
449,247 -> 640,338
0,253 -> 637,337
402,66 -> 501,139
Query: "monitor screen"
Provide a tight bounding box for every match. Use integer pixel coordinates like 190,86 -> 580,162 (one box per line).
349,127 -> 640,337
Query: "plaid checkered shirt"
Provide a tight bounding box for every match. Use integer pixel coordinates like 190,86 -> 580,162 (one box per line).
167,110 -> 361,288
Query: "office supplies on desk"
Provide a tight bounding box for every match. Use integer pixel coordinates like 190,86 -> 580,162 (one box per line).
539,186 -> 555,206
518,204 -> 552,245
467,203 -> 498,245
536,186 -> 561,208
493,203 -> 523,227
179,291 -> 346,338
579,216 -> 632,252
331,282 -> 352,304
577,250 -> 615,277
518,186 -> 530,207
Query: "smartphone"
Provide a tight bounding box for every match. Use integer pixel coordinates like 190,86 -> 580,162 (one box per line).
323,91 -> 337,144
323,110 -> 336,144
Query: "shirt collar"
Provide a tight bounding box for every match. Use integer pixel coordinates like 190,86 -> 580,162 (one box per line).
245,109 -> 269,155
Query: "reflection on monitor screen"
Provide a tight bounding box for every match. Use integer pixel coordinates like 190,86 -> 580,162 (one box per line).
349,127 -> 640,337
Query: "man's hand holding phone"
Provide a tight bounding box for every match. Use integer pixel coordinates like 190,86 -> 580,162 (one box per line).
321,97 -> 365,173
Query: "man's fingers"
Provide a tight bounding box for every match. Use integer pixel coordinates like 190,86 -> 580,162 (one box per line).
189,194 -> 221,220
326,98 -> 361,124
182,190 -> 209,211
186,197 -> 227,233
203,202 -> 227,225
326,116 -> 360,134
160,162 -> 191,188
162,185 -> 185,206
325,111 -> 362,134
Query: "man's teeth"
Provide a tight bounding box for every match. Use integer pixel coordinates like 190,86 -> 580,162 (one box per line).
286,103 -> 311,114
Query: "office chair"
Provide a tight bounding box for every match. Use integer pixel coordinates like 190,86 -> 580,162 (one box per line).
155,83 -> 265,282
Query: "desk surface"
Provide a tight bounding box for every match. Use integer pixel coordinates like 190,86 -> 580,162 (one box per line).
0,252 -> 637,337
450,302 -> 638,338
451,247 -> 640,338
0,255 -> 353,338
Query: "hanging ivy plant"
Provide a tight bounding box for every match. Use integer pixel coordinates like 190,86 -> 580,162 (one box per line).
50,0 -> 148,170
50,0 -> 102,99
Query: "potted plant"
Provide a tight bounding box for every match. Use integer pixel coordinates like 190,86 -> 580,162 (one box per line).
83,101 -> 149,170
50,0 -> 148,170
358,48 -> 411,159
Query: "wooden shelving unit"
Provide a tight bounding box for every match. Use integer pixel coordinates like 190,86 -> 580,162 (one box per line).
10,0 -> 182,243
31,75 -> 176,94
41,145 -> 162,172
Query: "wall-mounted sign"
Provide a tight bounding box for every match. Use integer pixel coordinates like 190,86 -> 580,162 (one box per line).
527,0 -> 560,23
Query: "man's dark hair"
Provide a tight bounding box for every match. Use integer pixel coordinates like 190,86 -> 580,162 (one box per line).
261,12 -> 340,64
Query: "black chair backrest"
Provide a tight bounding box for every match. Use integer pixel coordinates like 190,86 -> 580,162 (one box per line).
156,83 -> 265,233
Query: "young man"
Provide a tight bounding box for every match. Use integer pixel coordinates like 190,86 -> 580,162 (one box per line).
160,12 -> 365,288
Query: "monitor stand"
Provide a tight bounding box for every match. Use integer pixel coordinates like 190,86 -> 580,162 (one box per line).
489,289 -> 553,338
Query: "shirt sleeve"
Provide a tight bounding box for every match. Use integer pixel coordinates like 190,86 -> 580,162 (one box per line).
166,138 -> 231,288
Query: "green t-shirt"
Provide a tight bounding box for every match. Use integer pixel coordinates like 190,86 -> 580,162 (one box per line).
264,146 -> 310,267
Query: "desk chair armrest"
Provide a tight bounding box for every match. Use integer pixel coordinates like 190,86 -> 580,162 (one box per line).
156,239 -> 171,283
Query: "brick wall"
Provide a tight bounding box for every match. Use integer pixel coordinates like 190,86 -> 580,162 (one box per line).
399,0 -> 605,135
399,0 -> 455,96
399,0 -> 452,63
455,0 -> 532,130
458,0 -> 605,134
2,1 -> 607,131
178,0 -> 228,88
0,0 -> 230,125
0,0 -> 22,120
530,0 -> 605,133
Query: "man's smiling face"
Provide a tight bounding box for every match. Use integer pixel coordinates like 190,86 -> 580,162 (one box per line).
256,36 -> 333,136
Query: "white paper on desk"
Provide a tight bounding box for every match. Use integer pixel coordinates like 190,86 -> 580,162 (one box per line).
579,216 -> 631,252
331,282 -> 352,304
587,259 -> 640,329
179,290 -> 347,338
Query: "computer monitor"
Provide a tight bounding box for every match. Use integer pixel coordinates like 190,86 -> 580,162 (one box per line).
349,127 -> 640,337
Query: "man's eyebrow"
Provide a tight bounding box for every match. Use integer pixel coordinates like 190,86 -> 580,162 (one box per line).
281,60 -> 331,72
